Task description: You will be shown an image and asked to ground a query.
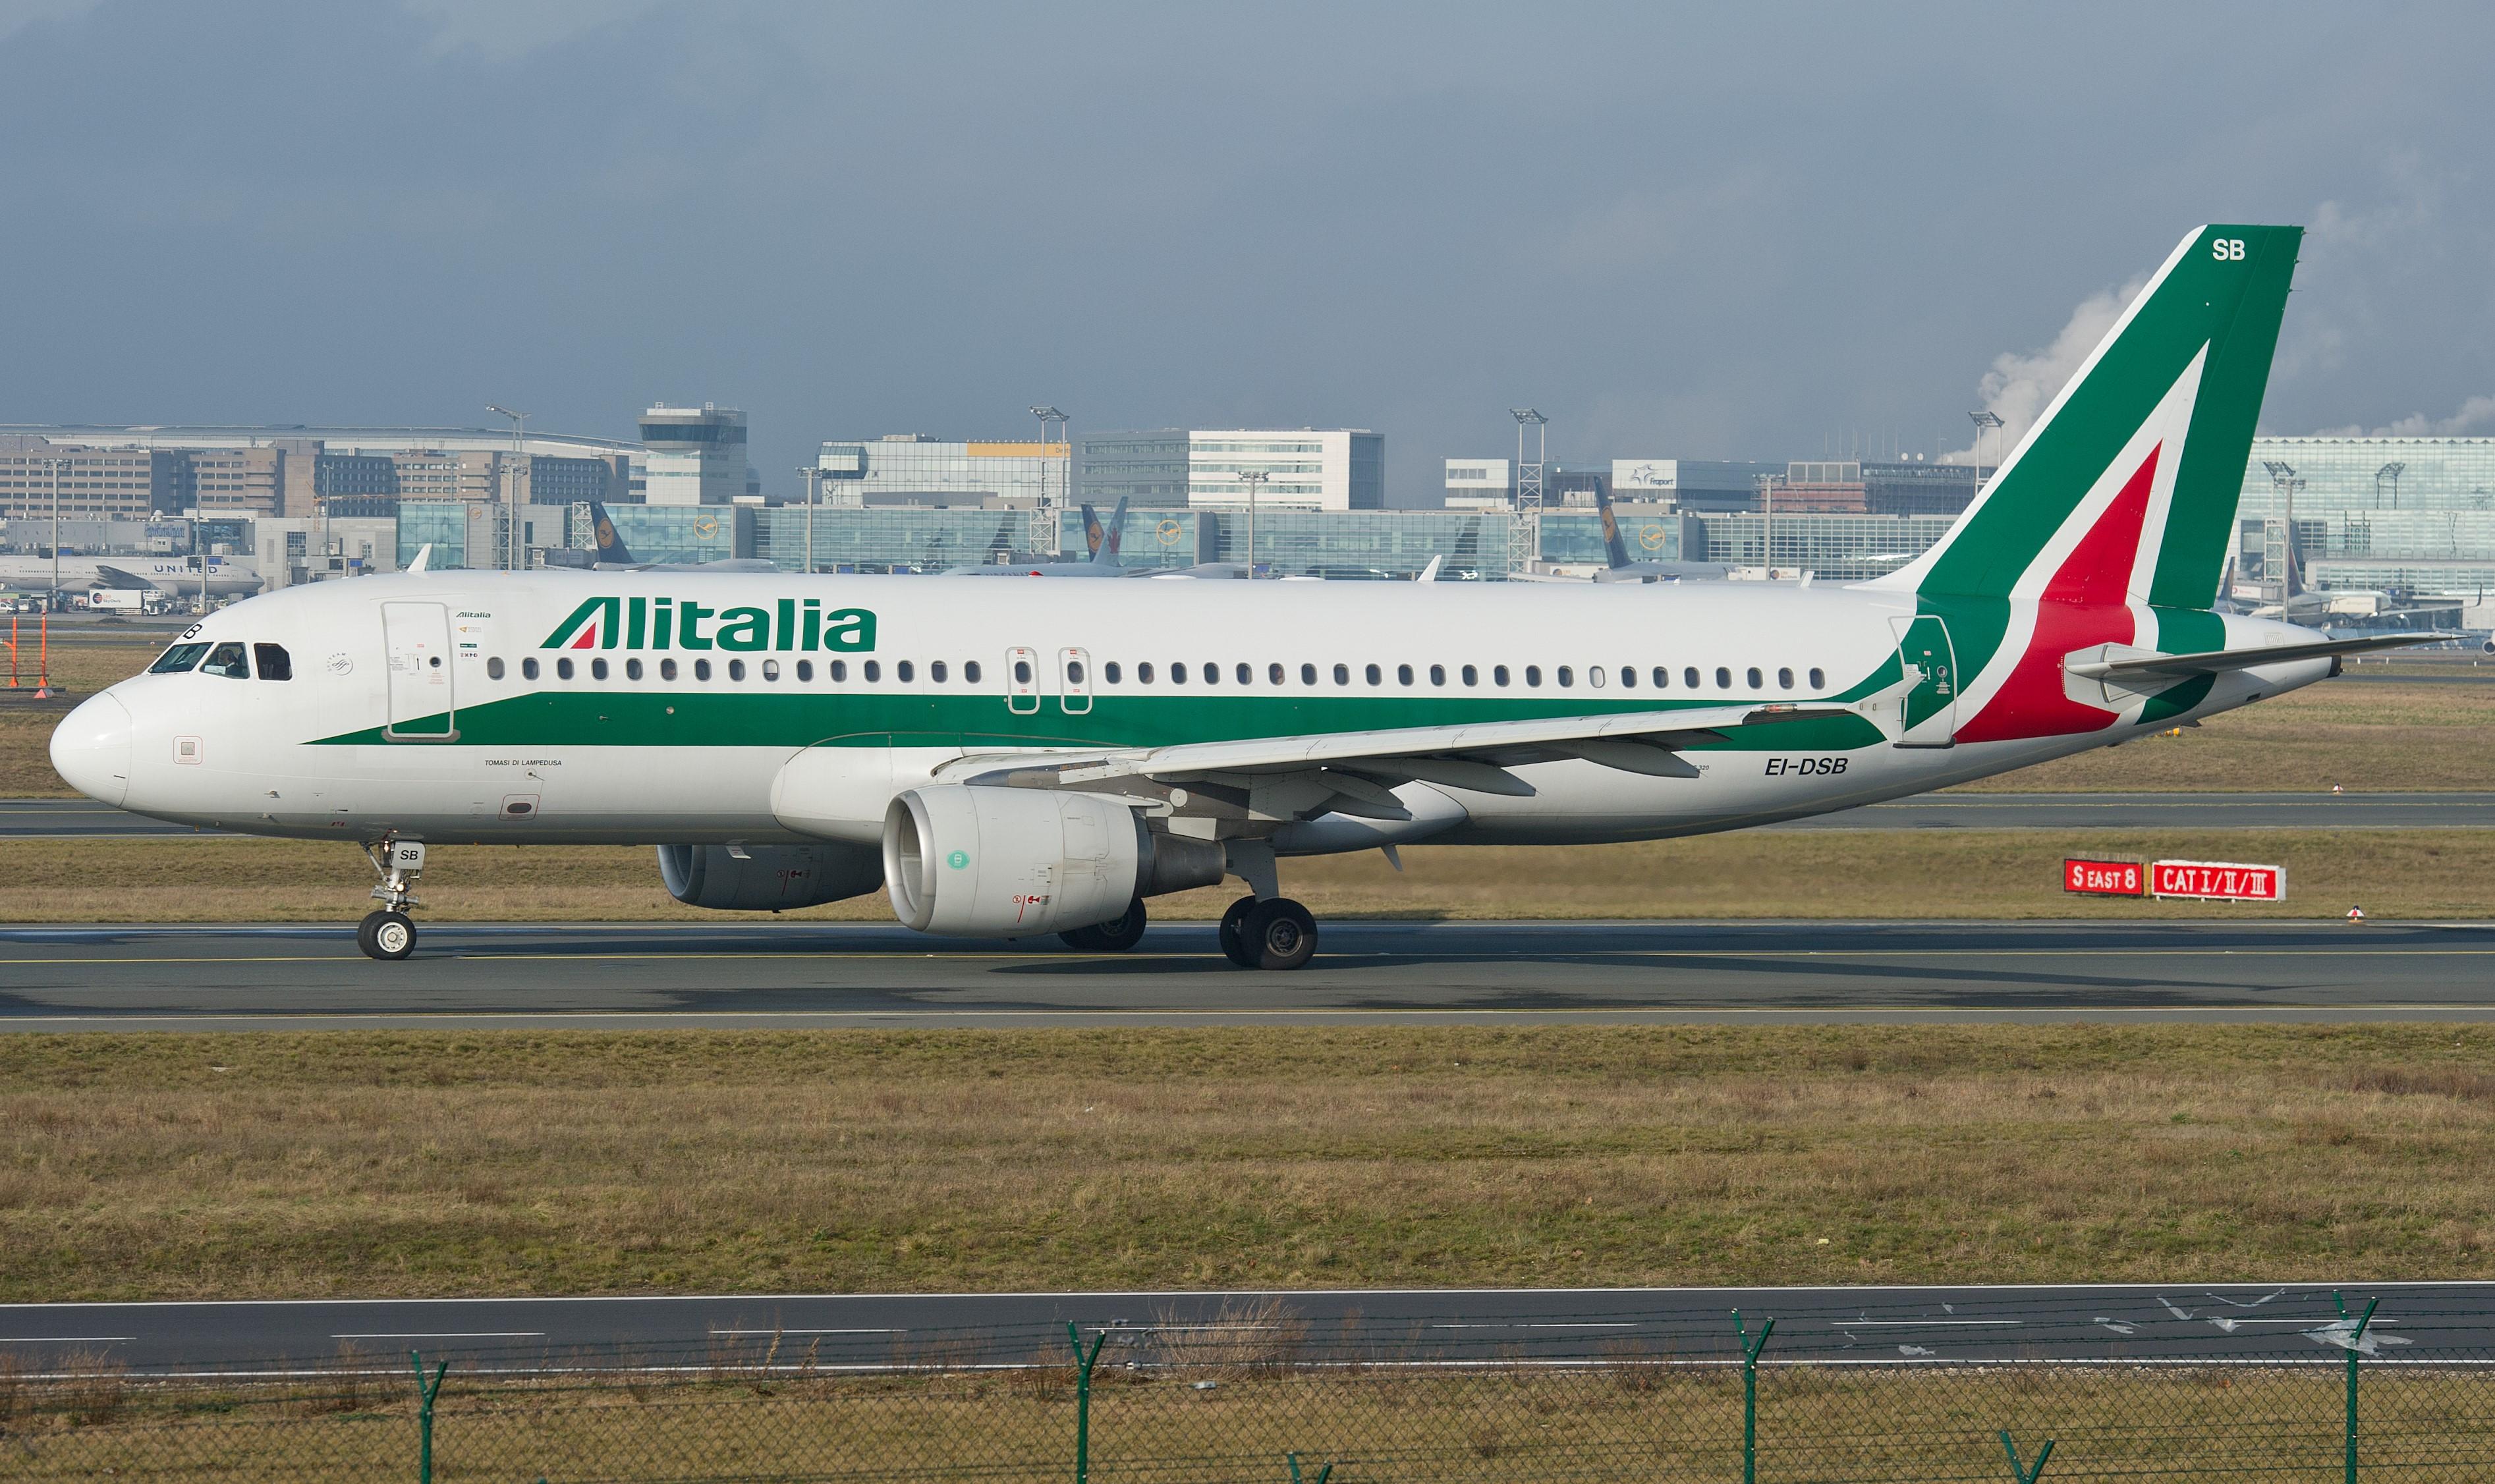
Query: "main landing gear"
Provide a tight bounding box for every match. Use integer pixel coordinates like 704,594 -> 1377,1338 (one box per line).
1219,894 -> 1318,971
358,838 -> 426,961
1059,897 -> 1149,952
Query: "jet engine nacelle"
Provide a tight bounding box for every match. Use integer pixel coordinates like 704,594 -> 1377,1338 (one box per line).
882,784 -> 1224,936
657,841 -> 884,912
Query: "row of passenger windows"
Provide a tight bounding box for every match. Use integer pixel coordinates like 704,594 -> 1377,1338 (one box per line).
148,640 -> 292,680
1096,661 -> 1828,692
486,655 -> 971,685
485,653 -> 1827,693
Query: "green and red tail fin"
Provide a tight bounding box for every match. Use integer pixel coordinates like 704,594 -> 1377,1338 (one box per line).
1872,224 -> 2301,608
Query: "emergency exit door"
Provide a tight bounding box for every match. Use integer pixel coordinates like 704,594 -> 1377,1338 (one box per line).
381,601 -> 457,741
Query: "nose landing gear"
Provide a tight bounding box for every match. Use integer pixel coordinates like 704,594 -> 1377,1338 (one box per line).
358,838 -> 426,961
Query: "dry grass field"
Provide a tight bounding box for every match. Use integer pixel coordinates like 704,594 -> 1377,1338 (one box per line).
1,642 -> 2490,797
5,1025 -> 2495,1302
1,827 -> 2488,920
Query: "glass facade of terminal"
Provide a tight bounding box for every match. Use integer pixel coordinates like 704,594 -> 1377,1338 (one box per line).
763,507 -> 1030,572
2238,437 -> 2495,597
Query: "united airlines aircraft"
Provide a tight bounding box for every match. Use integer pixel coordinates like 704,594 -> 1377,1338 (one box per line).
49,225 -> 2423,964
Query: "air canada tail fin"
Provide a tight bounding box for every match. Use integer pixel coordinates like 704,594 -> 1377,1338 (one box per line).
1086,497 -> 1129,566
1594,485 -> 1634,570
588,501 -> 637,566
1873,224 -> 2301,609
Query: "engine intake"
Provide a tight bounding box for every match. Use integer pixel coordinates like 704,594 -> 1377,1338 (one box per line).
658,842 -> 883,912
883,784 -> 1225,936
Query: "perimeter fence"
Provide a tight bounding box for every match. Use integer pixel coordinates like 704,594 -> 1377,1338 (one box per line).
5,1290 -> 2494,1481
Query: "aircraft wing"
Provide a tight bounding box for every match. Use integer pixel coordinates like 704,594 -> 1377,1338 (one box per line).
941,701 -> 1851,813
89,564 -> 159,591
2065,632 -> 2441,684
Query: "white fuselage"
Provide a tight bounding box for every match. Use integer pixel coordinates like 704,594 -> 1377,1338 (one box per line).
49,570 -> 2329,855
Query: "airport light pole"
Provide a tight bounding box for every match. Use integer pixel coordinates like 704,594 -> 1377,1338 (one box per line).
1236,469 -> 1267,578
2376,462 -> 2406,512
46,457 -> 62,608
1968,410 -> 2004,489
488,404 -> 527,570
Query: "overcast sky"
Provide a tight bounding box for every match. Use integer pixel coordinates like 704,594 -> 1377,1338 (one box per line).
2,1 -> 2489,505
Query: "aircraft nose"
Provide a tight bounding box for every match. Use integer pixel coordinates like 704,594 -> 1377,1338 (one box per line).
49,692 -> 133,807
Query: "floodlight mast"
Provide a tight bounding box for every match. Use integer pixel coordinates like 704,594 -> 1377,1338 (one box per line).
488,404 -> 528,571
1236,469 -> 1268,578
2261,458 -> 2307,600
2376,462 -> 2406,512
1028,405 -> 1067,555
1968,410 -> 2005,489
1509,409 -> 1547,575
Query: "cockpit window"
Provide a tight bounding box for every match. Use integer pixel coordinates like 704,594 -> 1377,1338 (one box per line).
148,642 -> 211,674
254,643 -> 293,681
199,642 -> 250,678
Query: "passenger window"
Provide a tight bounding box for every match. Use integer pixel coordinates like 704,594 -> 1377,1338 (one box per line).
1430,664 -> 1445,686
1333,663 -> 1350,685
1104,661 -> 1120,684
1684,667 -> 1700,688
1653,667 -> 1668,689
592,657 -> 610,680
1202,663 -> 1218,684
965,660 -> 981,683
931,660 -> 948,683
1237,663 -> 1252,684
896,660 -> 914,682
1170,662 -> 1187,685
863,660 -> 880,682
1061,660 -> 1077,684
1268,663 -> 1283,684
623,657 -> 641,680
663,657 -> 680,681
728,659 -> 746,681
1747,667 -> 1763,689
487,655 -> 506,680
557,657 -> 576,680
1300,663 -> 1317,684
1714,667 -> 1731,688
1618,666 -> 1635,689
1364,663 -> 1382,685
252,644 -> 292,681
1461,664 -> 1478,687
200,642 -> 250,678
148,642 -> 211,674
695,658 -> 713,681
796,659 -> 813,682
1557,665 -> 1575,688
827,659 -> 845,682
522,657 -> 540,680
1525,665 -> 1542,688
764,659 -> 782,682
1588,667 -> 1606,689
1778,667 -> 1794,689
1809,667 -> 1825,689
1013,659 -> 1031,684
1139,662 -> 1156,683
1397,664 -> 1413,686
1494,665 -> 1510,687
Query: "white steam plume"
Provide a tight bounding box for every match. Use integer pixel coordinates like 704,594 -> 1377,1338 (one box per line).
2314,395 -> 2495,439
1940,274 -> 2148,465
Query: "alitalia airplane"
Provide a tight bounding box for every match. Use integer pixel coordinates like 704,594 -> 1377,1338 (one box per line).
50,224 -> 2427,964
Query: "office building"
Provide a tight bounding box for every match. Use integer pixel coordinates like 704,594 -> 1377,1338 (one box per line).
640,404 -> 750,505
1082,429 -> 1385,512
812,435 -> 1072,510
0,440 -> 184,525
1442,458 -> 1513,510
1608,459 -> 1781,513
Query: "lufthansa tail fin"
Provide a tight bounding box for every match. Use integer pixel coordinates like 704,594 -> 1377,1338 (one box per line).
1085,497 -> 1129,566
1594,484 -> 1634,571
588,502 -> 638,566
1873,224 -> 2301,609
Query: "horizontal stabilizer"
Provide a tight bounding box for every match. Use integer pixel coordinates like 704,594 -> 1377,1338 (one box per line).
2065,632 -> 2439,684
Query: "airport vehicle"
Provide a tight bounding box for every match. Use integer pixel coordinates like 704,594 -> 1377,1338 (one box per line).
51,224 -> 2429,965
83,586 -> 170,615
0,554 -> 263,600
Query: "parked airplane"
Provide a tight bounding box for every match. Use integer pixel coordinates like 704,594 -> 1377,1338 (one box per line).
0,553 -> 264,599
1510,485 -> 1731,584
52,225 -> 2430,967
540,502 -> 779,574
945,499 -> 1141,576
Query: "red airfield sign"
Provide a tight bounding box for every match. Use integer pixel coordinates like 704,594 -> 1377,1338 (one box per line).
2063,858 -> 2144,897
2149,860 -> 2285,902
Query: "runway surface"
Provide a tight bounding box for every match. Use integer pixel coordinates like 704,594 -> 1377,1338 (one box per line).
4,919 -> 2491,1028
5,1283 -> 2488,1373
9,791 -> 2495,839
